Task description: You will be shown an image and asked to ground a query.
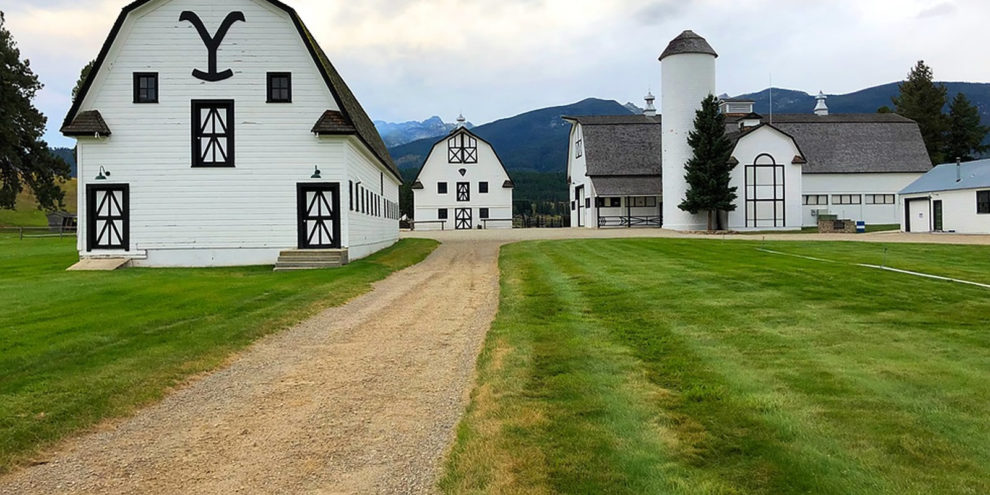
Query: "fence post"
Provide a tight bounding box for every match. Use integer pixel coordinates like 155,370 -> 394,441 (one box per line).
19,227 -> 23,240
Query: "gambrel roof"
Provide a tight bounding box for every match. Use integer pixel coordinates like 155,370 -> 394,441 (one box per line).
411,127 -> 514,188
62,0 -> 399,180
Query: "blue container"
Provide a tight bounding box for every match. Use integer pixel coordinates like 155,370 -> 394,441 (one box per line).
856,221 -> 866,233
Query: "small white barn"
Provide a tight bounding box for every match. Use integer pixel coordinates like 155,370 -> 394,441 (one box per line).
62,0 -> 401,268
410,123 -> 514,230
900,159 -> 990,234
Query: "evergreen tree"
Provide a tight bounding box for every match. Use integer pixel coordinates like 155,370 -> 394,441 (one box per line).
678,94 -> 736,231
0,12 -> 70,211
72,59 -> 95,102
892,60 -> 948,165
943,92 -> 989,162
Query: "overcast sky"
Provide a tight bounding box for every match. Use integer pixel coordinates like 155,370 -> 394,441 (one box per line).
4,0 -> 986,148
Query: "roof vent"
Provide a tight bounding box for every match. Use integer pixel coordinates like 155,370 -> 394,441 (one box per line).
644,91 -> 657,117
814,91 -> 829,116
456,114 -> 467,128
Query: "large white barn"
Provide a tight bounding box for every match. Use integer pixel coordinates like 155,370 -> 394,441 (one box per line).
567,30 -> 931,231
62,0 -> 401,268
410,123 -> 514,231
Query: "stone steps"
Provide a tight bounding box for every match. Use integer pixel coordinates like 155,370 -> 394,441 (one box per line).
273,249 -> 348,271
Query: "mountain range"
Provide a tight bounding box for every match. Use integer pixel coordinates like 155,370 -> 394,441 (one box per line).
386,82 -> 990,176
374,116 -> 473,148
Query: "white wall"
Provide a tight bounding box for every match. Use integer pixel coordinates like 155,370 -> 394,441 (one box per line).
661,52 -> 715,231
803,173 -> 921,226
412,130 -> 513,231
728,126 -> 804,230
901,189 -> 990,234
344,140 -> 400,260
73,0 -> 398,266
566,123 -> 592,228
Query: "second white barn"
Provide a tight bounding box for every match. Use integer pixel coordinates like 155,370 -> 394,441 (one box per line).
411,123 -> 514,231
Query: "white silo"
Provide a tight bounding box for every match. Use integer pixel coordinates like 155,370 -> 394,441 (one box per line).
659,30 -> 718,231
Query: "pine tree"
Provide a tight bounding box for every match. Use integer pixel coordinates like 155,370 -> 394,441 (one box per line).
678,94 -> 737,231
943,92 -> 989,162
892,61 -> 948,165
72,59 -> 95,102
0,12 -> 70,211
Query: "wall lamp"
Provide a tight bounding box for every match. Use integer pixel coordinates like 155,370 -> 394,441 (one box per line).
95,166 -> 111,181
311,165 -> 322,179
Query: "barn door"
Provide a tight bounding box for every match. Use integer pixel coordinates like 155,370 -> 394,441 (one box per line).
455,208 -> 472,230
456,182 -> 470,202
297,183 -> 341,249
86,184 -> 129,252
933,200 -> 943,231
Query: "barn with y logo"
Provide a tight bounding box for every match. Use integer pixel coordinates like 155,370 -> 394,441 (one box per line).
61,0 -> 401,268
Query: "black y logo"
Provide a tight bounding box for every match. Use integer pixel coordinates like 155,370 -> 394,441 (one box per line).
179,11 -> 246,82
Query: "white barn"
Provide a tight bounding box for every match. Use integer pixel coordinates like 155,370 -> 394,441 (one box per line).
62,0 -> 401,268
410,124 -> 514,231
565,30 -> 931,231
900,159 -> 990,234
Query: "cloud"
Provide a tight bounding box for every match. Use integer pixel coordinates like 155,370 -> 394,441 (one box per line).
916,2 -> 956,18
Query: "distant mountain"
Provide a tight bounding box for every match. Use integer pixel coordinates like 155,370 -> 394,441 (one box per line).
737,82 -> 990,126
389,98 -> 634,172
50,147 -> 76,177
374,116 -> 473,148
624,102 -> 644,114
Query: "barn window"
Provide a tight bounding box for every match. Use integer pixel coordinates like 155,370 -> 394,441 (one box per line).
267,73 -> 292,103
978,190 -> 990,214
438,208 -> 448,220
448,133 -> 478,163
192,100 -> 234,167
479,182 -> 489,193
832,194 -> 862,205
575,139 -> 583,158
349,181 -> 353,211
865,194 -> 895,205
480,208 -> 490,219
438,182 -> 448,194
745,154 -> 785,228
133,73 -> 158,103
631,197 -> 657,208
803,195 -> 828,206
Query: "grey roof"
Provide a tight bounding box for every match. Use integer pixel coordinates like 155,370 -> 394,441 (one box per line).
312,110 -> 357,134
62,0 -> 399,180
591,176 -> 662,197
750,114 -> 932,174
62,110 -> 111,137
900,159 -> 990,194
565,115 -> 662,177
659,30 -> 718,61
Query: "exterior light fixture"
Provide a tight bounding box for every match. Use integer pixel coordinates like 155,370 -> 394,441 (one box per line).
311,165 -> 322,179
95,166 -> 111,181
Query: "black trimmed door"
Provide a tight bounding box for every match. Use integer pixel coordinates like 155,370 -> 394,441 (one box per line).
455,208 -> 472,230
297,183 -> 341,249
456,182 -> 470,202
86,184 -> 129,252
933,200 -> 943,231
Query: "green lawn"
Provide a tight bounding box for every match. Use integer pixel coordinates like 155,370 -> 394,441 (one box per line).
0,179 -> 77,227
442,238 -> 990,495
742,224 -> 901,235
0,236 -> 437,473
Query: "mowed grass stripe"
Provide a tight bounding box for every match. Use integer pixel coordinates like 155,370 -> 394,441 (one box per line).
0,237 -> 437,473
443,238 -> 990,494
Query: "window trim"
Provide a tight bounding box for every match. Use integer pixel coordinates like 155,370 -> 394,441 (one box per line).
479,207 -> 490,219
865,194 -> 895,205
832,194 -> 863,205
191,100 -> 235,168
802,194 -> 828,206
978,190 -> 990,214
266,72 -> 292,103
133,72 -> 158,104
438,182 -> 448,194
479,181 -> 489,194
438,208 -> 448,220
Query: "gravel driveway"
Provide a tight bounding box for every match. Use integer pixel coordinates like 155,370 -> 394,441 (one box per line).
0,240 -> 501,495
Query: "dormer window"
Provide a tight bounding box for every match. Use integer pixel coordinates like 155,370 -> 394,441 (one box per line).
133,73 -> 158,103
267,72 -> 292,103
448,133 -> 478,163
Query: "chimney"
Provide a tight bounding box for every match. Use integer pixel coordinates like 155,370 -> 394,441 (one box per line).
814,91 -> 829,116
644,91 -> 657,117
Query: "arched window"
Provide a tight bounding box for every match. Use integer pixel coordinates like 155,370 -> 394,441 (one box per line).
745,153 -> 785,228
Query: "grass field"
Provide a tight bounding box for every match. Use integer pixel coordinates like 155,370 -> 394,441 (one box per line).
442,238 -> 990,494
0,180 -> 77,227
0,236 -> 437,473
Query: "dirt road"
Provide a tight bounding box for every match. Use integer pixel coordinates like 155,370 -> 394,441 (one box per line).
0,240 -> 501,495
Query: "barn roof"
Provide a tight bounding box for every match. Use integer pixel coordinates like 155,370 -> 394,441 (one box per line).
61,111 -> 111,137
726,114 -> 932,174
659,30 -> 718,61
591,176 -> 662,197
564,115 -> 662,177
312,110 -> 357,134
900,159 -> 990,194
410,127 -> 513,186
61,0 -> 399,180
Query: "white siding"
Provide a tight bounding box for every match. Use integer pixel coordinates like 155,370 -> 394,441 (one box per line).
728,127 -> 804,230
803,173 -> 922,227
566,123 -> 593,228
412,130 -> 513,231
73,0 -> 398,266
901,189 -> 990,234
344,140 -> 400,260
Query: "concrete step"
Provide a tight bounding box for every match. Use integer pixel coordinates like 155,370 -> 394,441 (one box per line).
274,249 -> 348,271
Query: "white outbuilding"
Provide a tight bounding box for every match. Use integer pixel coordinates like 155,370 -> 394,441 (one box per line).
900,159 -> 990,234
62,0 -> 401,268
410,122 -> 514,231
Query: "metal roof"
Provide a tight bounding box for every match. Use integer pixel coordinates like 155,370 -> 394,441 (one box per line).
900,159 -> 990,194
